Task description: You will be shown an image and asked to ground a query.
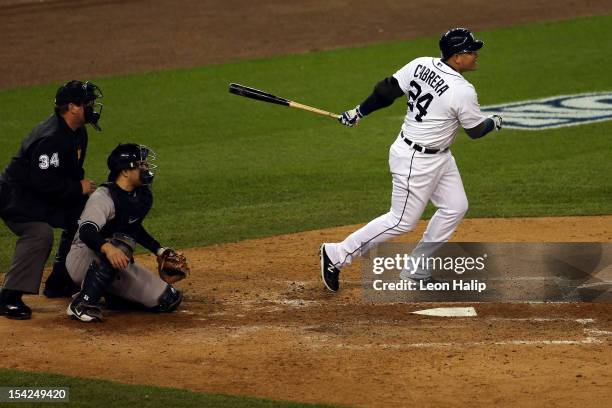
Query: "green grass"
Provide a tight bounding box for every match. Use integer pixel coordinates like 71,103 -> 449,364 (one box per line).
0,15 -> 611,265
0,368 -> 337,408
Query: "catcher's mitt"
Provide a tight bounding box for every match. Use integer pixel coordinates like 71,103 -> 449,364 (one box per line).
108,233 -> 136,262
157,248 -> 189,284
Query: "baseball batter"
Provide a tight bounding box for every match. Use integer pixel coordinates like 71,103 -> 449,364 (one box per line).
66,143 -> 184,322
320,28 -> 503,291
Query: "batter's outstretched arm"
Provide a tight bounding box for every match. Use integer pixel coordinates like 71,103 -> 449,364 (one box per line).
358,77 -> 405,116
338,77 -> 404,127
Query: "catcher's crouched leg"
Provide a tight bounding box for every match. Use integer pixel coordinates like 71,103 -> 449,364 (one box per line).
105,286 -> 182,313
104,293 -> 146,311
150,285 -> 183,313
68,260 -> 116,322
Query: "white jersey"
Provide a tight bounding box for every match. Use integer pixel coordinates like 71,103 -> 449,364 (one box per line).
393,56 -> 486,149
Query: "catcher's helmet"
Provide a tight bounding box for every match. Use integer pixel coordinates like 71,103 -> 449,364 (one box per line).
439,28 -> 484,60
107,143 -> 157,184
55,80 -> 104,131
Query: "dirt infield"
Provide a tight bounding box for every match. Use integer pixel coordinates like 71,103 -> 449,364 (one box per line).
1,216 -> 611,407
1,0 -> 612,90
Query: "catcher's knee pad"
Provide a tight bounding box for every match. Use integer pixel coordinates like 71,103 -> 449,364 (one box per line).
150,285 -> 183,313
81,260 -> 117,305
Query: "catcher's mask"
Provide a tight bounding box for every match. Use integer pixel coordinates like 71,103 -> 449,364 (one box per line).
107,143 -> 157,185
439,28 -> 484,60
55,80 -> 104,131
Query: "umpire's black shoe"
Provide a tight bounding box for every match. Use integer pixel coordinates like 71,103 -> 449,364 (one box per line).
44,263 -> 79,298
43,282 -> 79,298
320,244 -> 340,292
0,290 -> 32,320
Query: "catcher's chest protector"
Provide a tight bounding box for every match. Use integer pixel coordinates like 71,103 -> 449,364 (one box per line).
100,182 -> 153,238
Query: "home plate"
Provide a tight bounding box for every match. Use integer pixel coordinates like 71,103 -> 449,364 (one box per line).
411,307 -> 477,317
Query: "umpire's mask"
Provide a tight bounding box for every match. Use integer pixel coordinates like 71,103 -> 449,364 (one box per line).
55,80 -> 104,131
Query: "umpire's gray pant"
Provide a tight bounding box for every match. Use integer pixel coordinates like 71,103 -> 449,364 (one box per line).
66,244 -> 167,308
1,220 -> 54,294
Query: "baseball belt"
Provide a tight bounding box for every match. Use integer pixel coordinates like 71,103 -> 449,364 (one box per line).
401,132 -> 449,154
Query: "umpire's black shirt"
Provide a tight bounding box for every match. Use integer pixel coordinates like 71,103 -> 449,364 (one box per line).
0,113 -> 88,228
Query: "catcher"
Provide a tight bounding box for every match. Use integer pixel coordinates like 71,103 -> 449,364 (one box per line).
65,143 -> 189,322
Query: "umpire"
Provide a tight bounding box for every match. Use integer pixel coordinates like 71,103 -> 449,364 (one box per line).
0,80 -> 103,320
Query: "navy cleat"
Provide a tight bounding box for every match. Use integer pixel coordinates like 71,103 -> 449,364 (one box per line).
67,294 -> 103,322
320,244 -> 340,292
150,286 -> 183,313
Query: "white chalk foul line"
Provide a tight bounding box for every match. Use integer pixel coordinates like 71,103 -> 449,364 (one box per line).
485,317 -> 596,324
333,337 -> 603,349
584,328 -> 612,336
328,322 -> 611,349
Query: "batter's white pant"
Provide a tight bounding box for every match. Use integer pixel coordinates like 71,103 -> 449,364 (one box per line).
325,140 -> 468,269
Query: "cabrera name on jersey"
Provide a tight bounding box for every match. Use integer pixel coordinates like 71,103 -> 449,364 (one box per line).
393,57 -> 486,148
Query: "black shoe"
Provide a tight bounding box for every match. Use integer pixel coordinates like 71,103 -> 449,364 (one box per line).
67,295 -> 102,322
44,263 -> 79,298
320,244 -> 340,292
150,286 -> 183,313
0,294 -> 32,320
43,282 -> 79,298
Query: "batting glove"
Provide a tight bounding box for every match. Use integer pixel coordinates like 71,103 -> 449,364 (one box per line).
490,114 -> 503,131
338,105 -> 363,127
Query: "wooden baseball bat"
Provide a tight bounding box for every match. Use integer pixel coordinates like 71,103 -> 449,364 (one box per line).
228,83 -> 339,120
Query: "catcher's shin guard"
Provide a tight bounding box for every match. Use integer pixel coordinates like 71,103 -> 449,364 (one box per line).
80,259 -> 118,306
150,285 -> 183,313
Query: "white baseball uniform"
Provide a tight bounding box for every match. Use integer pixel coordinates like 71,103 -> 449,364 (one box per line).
325,57 -> 487,271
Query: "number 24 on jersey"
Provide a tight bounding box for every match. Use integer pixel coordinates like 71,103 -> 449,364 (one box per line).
408,80 -> 434,122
